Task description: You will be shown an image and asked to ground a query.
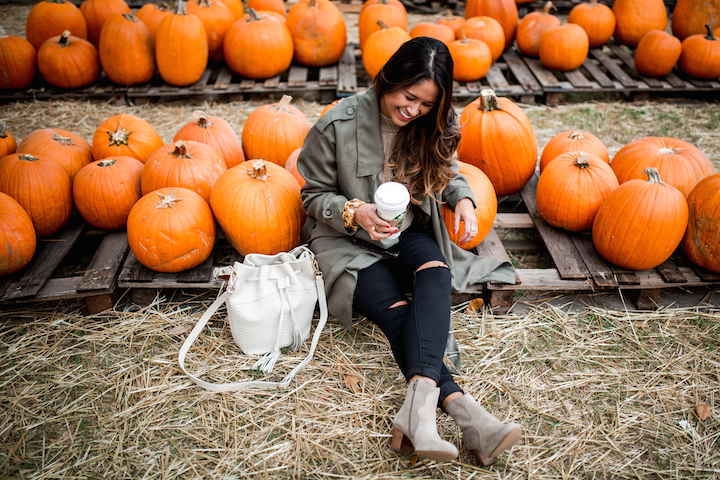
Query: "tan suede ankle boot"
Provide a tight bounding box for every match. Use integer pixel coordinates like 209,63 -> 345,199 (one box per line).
445,394 -> 521,467
391,379 -> 459,462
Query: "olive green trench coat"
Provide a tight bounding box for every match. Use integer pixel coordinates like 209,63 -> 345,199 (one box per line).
297,88 -> 515,330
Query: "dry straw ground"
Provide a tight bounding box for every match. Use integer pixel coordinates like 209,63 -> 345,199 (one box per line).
2,5 -> 720,480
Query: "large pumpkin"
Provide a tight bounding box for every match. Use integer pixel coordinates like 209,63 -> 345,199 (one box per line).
0,27 -> 37,90
358,0 -> 407,50
286,0 -> 347,67
136,2 -> 172,42
99,13 -> 155,86
612,0 -> 667,46
679,25 -> 720,80
210,159 -> 305,255
141,140 -> 227,203
410,23 -> 455,47
92,113 -> 164,163
592,168 -> 688,270
187,0 -> 234,61
37,31 -> 99,88
174,110 -> 245,168
223,8 -> 294,79
362,21 -> 412,79
216,0 -> 244,19
682,173 -> 720,273
459,16 -> 505,61
538,23 -> 589,71
73,156 -> 144,230
567,0 -> 615,47
611,136 -> 714,198
672,0 -> 720,40
634,30 -> 682,77
241,95 -> 311,167
17,128 -> 93,183
516,2 -> 561,57
79,0 -> 131,46
0,192 -> 36,276
0,124 -> 16,158
0,153 -> 72,237
457,89 -> 537,197
536,151 -> 619,232
448,33 -> 492,82
441,161 -> 497,249
25,0 -> 88,50
464,0 -> 518,50
247,0 -> 287,15
155,0 -> 208,86
539,130 -> 609,171
127,187 -> 216,273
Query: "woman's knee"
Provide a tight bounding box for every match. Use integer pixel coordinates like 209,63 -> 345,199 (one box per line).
415,260 -> 448,272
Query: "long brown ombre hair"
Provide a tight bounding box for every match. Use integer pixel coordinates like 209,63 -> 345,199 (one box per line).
374,37 -> 460,205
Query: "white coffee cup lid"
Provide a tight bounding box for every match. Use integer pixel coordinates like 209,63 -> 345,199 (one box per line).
374,182 -> 410,210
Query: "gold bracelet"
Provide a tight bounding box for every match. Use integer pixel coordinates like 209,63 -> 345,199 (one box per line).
342,198 -> 365,231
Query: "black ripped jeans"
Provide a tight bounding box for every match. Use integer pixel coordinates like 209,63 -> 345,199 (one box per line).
352,226 -> 463,406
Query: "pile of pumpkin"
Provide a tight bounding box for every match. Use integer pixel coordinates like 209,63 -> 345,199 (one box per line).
0,0 -> 347,89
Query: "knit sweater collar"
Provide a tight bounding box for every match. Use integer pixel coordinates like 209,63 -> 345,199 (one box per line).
380,112 -> 401,133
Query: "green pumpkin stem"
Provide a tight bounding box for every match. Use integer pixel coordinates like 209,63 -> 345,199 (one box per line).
59,30 -> 71,47
172,140 -> 191,158
705,24 -> 716,41
19,154 -> 40,162
193,110 -> 211,128
249,159 -> 269,181
0,123 -> 7,138
478,88 -> 500,112
53,132 -> 76,146
98,159 -> 116,167
175,0 -> 187,15
247,8 -> 261,21
643,167 -> 667,185
573,153 -> 590,169
108,126 -> 131,146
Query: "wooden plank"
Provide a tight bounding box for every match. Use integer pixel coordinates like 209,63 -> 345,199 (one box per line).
665,71 -> 688,88
688,77 -> 714,89
605,42 -> 664,88
503,50 -> 542,92
2,224 -> 85,300
76,231 -> 130,292
118,251 -> 155,282
690,265 -> 720,282
564,69 -> 594,89
176,254 -> 215,283
493,213 -> 534,229
213,67 -> 233,90
655,258 -> 688,284
287,66 -> 309,88
238,78 -> 255,90
476,228 -> 521,285
1,277 -> 112,303
318,65 -> 338,86
487,269 -> 593,291
519,175 -> 590,279
263,75 -> 281,89
590,48 -> 637,88
582,57 -> 616,88
466,81 -> 482,93
338,44 -> 357,93
190,69 -> 213,91
522,57 -> 562,90
484,63 -> 510,92
570,235 -> 618,287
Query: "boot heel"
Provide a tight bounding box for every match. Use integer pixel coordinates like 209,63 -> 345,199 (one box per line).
390,428 -> 413,455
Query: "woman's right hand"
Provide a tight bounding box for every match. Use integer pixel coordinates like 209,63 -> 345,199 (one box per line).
354,203 -> 398,240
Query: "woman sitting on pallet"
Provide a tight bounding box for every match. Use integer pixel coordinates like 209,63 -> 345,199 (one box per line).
297,37 -> 521,465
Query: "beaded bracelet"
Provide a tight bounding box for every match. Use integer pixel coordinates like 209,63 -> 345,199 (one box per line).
342,198 -> 365,231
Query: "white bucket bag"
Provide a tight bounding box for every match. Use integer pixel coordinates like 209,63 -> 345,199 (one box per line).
178,246 -> 328,391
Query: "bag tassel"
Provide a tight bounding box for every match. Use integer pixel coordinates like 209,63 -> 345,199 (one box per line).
253,279 -> 288,373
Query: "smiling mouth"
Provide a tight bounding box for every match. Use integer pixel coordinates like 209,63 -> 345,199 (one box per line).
398,108 -> 412,121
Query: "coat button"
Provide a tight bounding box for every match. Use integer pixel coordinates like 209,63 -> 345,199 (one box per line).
324,208 -> 333,217
345,107 -> 354,115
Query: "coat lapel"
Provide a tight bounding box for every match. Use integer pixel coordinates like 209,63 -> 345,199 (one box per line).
355,89 -> 385,179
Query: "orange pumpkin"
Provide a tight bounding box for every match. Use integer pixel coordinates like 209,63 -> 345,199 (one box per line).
459,16 -> 505,61
536,151 -> 619,231
435,11 -> 465,35
516,1 -> 561,57
284,147 -> 305,187
17,128 -> 93,182
362,21 -> 412,79
242,95 -> 311,167
286,0 -> 347,67
540,130 -> 609,171
319,99 -> 340,117
0,192 -> 36,276
0,27 -> 37,90
174,110 -> 245,168
0,124 -> 16,158
187,0 -> 234,61
679,25 -> 720,79
26,0 -> 88,50
457,89 -> 537,197
155,0 -> 208,86
0,153 -> 72,237
80,0 -> 131,46
141,140 -> 227,203
223,9 -> 294,79
592,167 -> 688,270
448,33 -> 492,81
634,30 -> 682,77
216,0 -> 244,19
612,0 -> 667,46
539,23 -> 589,71
410,22 -> 455,47
99,13 -> 155,86
92,113 -> 164,163
358,0 -> 407,50
37,31 -> 99,88
567,0 -> 616,47
611,136 -> 714,198
210,159 -> 305,255
244,9 -> 287,23
672,0 -> 720,40
136,2 -> 172,42
464,0 -> 518,50
127,187 -> 216,273
72,156 -> 144,230
682,173 -> 720,272
247,0 -> 287,16
361,0 -> 406,13
441,161 -> 497,249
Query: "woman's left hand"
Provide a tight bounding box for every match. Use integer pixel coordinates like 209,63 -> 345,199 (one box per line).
453,198 -> 478,245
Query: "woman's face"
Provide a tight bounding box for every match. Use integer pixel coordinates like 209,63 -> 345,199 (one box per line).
380,79 -> 440,127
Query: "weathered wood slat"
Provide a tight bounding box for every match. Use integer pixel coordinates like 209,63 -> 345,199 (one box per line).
76,230 -> 130,292
213,67 -> 234,90
564,69 -> 594,88
606,42 -> 664,88
118,251 -> 155,282
570,235 -> 618,287
655,258 -> 688,284
318,65 -> 338,86
582,57 -> 617,88
476,228 -> 521,285
263,75 -> 281,88
689,265 -> 720,282
176,254 -> 215,283
238,78 -> 256,90
338,44 -> 358,93
523,57 -> 562,90
493,213 -> 535,229
288,66 -> 309,87
484,63 -> 511,92
503,50 -> 542,92
590,48 -> 637,87
609,266 -> 640,285
665,71 -> 688,88
190,69 -> 213,91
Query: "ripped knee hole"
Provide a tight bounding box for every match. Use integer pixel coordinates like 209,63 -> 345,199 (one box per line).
415,261 -> 448,272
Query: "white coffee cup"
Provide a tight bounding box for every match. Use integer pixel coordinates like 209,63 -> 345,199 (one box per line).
374,182 -> 410,239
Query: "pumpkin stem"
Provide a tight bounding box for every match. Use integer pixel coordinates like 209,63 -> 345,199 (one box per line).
705,24 -> 716,41
573,153 -> 590,169
199,0 -> 212,7
659,146 -> 678,155
478,88 -> 500,112
460,29 -> 469,42
98,159 -> 116,167
589,0 -> 598,5
0,27 -> 7,39
19,154 -> 39,162
52,132 -> 76,146
158,2 -> 170,11
0,123 -> 7,138
59,30 -> 71,47
643,167 -> 667,185
46,0 -> 67,3
247,8 -> 261,21
172,140 -> 191,158
309,0 -> 317,7
569,131 -> 584,140
275,94 -> 294,111
122,12 -> 138,22
248,159 -> 269,181
175,0 -> 187,15
193,110 -> 211,128
377,19 -> 390,29
541,1 -> 556,14
107,126 -> 131,146
379,0 -> 389,4
155,191 -> 183,209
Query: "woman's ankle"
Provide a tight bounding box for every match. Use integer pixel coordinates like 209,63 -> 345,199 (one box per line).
442,391 -> 464,410
408,375 -> 437,388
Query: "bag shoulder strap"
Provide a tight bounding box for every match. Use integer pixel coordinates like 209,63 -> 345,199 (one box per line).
178,275 -> 328,392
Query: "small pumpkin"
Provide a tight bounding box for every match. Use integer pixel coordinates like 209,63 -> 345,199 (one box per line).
441,161 -> 497,249
464,0 -> 518,50
362,20 -> 412,80
516,2 -> 561,57
174,110 -> 245,168
358,0 -> 407,50
127,187 -> 216,273
79,0 -> 132,46
0,27 -> 37,90
540,130 -> 609,171
448,32 -> 493,82
141,139 -> 227,203
612,0 -> 667,46
72,156 -> 144,230
671,0 -> 720,41
284,147 -> 305,187
611,136 -> 714,198
286,0 -> 347,67
187,0 -> 234,61
634,30 -> 682,77
99,13 -> 155,86
247,0 -> 287,16
0,153 -> 72,237
679,25 -> 720,80
37,31 -> 99,88
0,192 -> 36,276
242,95 -> 311,167
682,173 -> 720,273
216,0 -> 244,19
91,113 -> 164,163
210,159 -> 305,255
17,128 -> 93,182
361,0 -> 406,14
409,22 -> 455,47
435,10 -> 465,35
25,0 -> 88,50
538,23 -> 589,71
567,0 -> 616,47
459,16 -> 505,61
536,151 -> 619,232
457,89 -> 537,197
136,2 -> 172,42
319,99 -> 340,117
0,124 -> 16,158
155,0 -> 208,86
592,167 -> 688,270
